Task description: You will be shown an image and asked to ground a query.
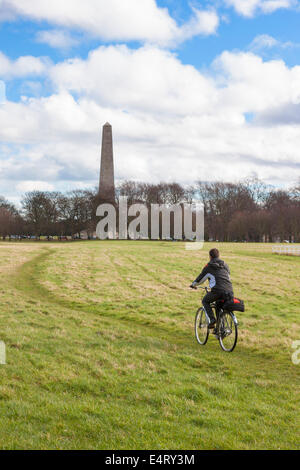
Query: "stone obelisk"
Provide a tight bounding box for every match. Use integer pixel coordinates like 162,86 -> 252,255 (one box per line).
98,122 -> 115,202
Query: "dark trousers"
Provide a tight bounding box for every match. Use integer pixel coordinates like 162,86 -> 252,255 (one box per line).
202,291 -> 224,321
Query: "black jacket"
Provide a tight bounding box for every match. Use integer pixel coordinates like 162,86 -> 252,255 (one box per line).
193,258 -> 233,293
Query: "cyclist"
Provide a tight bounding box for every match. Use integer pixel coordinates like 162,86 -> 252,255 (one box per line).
190,248 -> 234,328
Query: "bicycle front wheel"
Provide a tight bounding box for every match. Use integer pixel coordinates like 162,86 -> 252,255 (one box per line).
195,307 -> 209,345
218,311 -> 238,352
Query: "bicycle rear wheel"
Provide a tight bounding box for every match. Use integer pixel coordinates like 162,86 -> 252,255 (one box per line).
195,307 -> 209,345
218,311 -> 238,352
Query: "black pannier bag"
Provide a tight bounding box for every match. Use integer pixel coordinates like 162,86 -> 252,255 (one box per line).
223,297 -> 245,312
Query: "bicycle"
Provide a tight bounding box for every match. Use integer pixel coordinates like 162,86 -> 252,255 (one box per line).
194,286 -> 238,352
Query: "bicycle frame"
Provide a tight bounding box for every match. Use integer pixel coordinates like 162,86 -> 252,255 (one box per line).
194,285 -> 238,325
193,284 -> 239,351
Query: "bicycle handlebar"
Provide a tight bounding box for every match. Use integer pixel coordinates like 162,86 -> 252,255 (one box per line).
190,285 -> 210,292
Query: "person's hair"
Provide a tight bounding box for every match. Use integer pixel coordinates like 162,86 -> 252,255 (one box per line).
209,248 -> 220,259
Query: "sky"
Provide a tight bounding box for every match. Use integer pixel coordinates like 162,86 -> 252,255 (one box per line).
0,0 -> 300,204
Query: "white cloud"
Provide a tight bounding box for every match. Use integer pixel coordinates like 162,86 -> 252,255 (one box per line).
249,34 -> 279,50
49,45 -> 217,115
0,52 -> 50,79
49,45 -> 300,118
1,45 -> 300,198
225,0 -> 297,17
0,80 -> 5,103
0,0 -> 219,46
178,9 -> 219,41
36,30 -> 80,50
248,34 -> 297,52
260,0 -> 297,13
16,181 -> 55,192
213,51 -> 300,112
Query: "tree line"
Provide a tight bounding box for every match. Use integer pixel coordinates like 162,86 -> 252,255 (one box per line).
0,177 -> 299,242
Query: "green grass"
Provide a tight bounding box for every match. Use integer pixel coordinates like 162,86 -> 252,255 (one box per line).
0,241 -> 299,449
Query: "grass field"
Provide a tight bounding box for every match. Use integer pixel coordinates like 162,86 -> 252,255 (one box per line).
0,240 -> 299,450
